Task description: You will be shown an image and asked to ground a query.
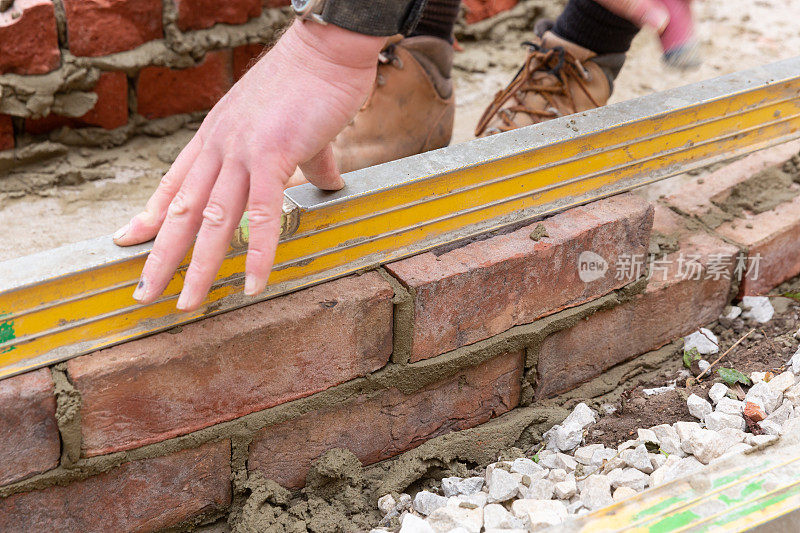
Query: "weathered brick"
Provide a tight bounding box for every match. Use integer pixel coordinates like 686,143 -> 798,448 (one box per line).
248,351 -> 523,488
68,272 -> 394,457
0,369 -> 60,486
665,142 -> 800,296
386,194 -> 654,362
535,206 -> 737,398
0,0 -> 60,75
233,43 -> 266,80
463,0 -> 518,24
0,440 -> 231,532
175,0 -> 262,31
0,115 -> 13,151
63,0 -> 163,57
715,194 -> 800,295
136,50 -> 232,119
25,72 -> 129,134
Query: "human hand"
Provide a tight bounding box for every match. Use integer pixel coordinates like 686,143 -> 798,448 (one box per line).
113,21 -> 384,310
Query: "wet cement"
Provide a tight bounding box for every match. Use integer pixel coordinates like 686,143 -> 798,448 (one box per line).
710,153 -> 800,218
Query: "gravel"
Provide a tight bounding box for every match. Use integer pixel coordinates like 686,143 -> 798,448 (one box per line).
376,310 -> 800,533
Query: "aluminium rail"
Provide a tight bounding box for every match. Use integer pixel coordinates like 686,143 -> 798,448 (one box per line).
1,56 -> 799,380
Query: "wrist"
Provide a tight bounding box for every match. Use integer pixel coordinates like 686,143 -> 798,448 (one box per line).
283,20 -> 385,70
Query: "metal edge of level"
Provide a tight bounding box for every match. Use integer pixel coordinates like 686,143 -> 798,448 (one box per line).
2,55 -> 799,292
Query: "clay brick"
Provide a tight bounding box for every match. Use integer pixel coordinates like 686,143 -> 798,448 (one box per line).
136,50 -> 233,119
535,206 -> 738,398
233,43 -> 266,80
462,0 -> 518,24
0,115 -> 13,151
386,194 -> 654,362
715,194 -> 800,296
25,72 -> 129,134
0,369 -> 60,486
0,440 -> 231,531
665,142 -> 800,223
665,142 -> 800,295
263,0 -> 290,6
0,0 -> 60,75
248,351 -> 523,488
63,0 -> 163,57
175,0 -> 262,31
68,272 -> 394,457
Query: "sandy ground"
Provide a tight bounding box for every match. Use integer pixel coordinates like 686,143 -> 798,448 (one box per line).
1,0 -> 799,261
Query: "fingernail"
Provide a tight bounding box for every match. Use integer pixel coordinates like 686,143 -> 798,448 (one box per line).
132,278 -> 147,301
244,275 -> 260,296
643,8 -> 670,33
176,291 -> 191,311
113,223 -> 130,241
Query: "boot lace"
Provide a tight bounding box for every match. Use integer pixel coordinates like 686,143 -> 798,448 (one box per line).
475,42 -> 601,136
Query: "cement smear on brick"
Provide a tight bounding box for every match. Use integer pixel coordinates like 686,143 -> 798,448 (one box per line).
711,153 -> 800,218
51,363 -> 82,467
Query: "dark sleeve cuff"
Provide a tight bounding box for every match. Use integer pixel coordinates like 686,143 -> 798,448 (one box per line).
321,0 -> 428,36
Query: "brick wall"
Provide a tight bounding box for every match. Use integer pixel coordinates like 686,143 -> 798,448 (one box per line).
1,56 -> 799,533
0,0 -> 519,153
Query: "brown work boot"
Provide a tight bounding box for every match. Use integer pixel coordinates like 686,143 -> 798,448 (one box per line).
475,30 -> 625,136
289,35 -> 454,187
335,35 -> 455,172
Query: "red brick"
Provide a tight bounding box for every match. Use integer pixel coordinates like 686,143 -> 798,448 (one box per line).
233,43 -> 266,81
63,0 -> 163,57
716,194 -> 800,296
0,440 -> 231,531
175,0 -> 261,31
0,369 -> 60,486
386,194 -> 654,362
136,50 -> 233,119
68,272 -> 393,457
26,72 -> 129,134
263,0 -> 290,6
248,351 -> 523,488
664,142 -> 800,295
462,0 -> 518,24
0,0 -> 60,75
0,115 -> 13,151
535,206 -> 737,398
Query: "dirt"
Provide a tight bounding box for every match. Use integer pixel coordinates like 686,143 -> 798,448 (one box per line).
587,280 -> 800,448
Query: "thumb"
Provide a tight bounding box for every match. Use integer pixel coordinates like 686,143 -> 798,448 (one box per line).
298,143 -> 345,191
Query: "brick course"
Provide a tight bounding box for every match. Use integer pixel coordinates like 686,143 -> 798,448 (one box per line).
0,115 -> 13,151
63,0 -> 163,57
175,0 -> 262,31
0,440 -> 231,532
0,0 -> 60,75
665,143 -> 800,296
26,72 -> 129,134
386,194 -> 653,362
535,205 -> 738,398
136,50 -> 233,119
248,351 -> 523,488
0,369 -> 60,486
68,272 -> 394,457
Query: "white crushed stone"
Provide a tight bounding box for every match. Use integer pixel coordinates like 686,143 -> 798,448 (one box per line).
413,491 -> 448,516
486,468 -> 519,503
746,381 -> 783,414
687,393 -> 713,421
722,306 -> 742,320
399,513 -> 435,533
684,328 -> 719,355
741,296 -> 775,323
789,346 -> 800,374
709,383 -> 729,404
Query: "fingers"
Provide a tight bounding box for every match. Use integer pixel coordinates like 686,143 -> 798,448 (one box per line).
176,160 -> 250,311
243,170 -> 288,297
133,148 -> 222,304
297,143 -> 344,191
595,0 -> 670,32
114,136 -> 203,246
